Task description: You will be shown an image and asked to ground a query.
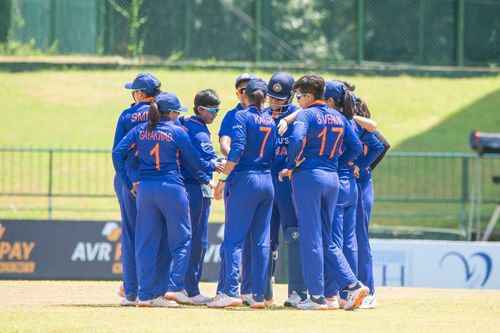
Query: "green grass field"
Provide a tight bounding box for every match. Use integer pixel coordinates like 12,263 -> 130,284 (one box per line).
0,281 -> 499,333
0,70 -> 499,229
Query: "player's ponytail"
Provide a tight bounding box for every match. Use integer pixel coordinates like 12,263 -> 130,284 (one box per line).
147,100 -> 160,132
250,89 -> 266,111
340,90 -> 356,120
355,97 -> 371,119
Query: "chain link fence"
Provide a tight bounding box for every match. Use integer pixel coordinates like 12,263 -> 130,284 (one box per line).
1,0 -> 499,67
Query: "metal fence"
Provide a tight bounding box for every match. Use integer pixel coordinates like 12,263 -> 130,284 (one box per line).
1,0 -> 499,67
0,147 -> 499,239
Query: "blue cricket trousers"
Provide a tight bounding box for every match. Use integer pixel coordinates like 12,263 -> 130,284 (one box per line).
218,171 -> 273,299
356,178 -> 375,294
291,169 -> 356,297
135,180 -> 192,301
114,174 -> 138,300
332,173 -> 359,280
184,181 -> 211,297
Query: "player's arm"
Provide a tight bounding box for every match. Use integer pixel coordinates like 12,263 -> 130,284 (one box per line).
112,113 -> 126,150
225,111 -> 247,175
219,136 -> 231,158
370,131 -> 391,171
340,119 -> 363,164
285,111 -> 310,170
175,128 -> 214,185
356,131 -> 384,171
218,112 -> 234,157
353,115 -> 377,133
277,109 -> 301,135
112,128 -> 137,190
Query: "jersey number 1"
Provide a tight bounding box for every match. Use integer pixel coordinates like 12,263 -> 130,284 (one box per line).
318,127 -> 343,158
150,143 -> 160,170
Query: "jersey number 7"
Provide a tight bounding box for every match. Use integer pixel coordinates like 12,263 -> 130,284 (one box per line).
259,127 -> 272,157
318,127 -> 344,158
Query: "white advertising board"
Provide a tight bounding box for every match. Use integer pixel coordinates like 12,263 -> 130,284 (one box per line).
372,239 -> 500,289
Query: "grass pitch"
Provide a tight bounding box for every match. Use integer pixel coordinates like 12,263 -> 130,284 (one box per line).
0,281 -> 499,333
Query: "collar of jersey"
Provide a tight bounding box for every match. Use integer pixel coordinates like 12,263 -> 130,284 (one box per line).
306,100 -> 326,108
189,115 -> 207,126
236,103 -> 245,111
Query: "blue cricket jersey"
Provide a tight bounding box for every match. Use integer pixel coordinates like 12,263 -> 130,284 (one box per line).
218,103 -> 244,139
264,104 -> 300,175
356,129 -> 385,183
286,102 -> 362,172
227,105 -> 277,173
179,116 -> 218,184
112,120 -> 213,189
112,101 -> 152,182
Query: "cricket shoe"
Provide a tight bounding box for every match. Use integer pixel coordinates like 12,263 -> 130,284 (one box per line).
344,282 -> 369,311
283,291 -> 303,307
207,293 -> 242,308
240,293 -> 253,306
296,297 -> 328,311
164,290 -> 193,305
190,293 -> 213,306
116,283 -> 125,298
264,298 -> 276,307
249,299 -> 266,309
326,295 -> 340,310
359,294 -> 377,309
120,297 -> 137,307
137,296 -> 180,308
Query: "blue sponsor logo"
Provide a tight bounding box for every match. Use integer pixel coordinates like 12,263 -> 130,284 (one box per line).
439,252 -> 492,287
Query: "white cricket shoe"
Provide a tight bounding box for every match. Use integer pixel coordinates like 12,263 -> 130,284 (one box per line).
207,293 -> 242,308
326,296 -> 340,310
120,297 -> 137,307
283,291 -> 303,307
296,297 -> 328,311
344,282 -> 369,311
359,294 -> 377,309
240,293 -> 253,306
249,298 -> 266,309
190,294 -> 213,306
164,290 -> 193,305
137,296 -> 180,308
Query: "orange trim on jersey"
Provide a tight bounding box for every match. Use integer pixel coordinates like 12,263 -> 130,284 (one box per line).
297,137 -> 307,162
189,118 -> 205,127
363,144 -> 368,156
306,100 -> 326,108
142,97 -> 155,102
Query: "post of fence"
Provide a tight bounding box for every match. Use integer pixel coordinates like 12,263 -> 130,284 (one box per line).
48,149 -> 54,220
460,156 -> 469,238
96,0 -> 106,55
183,0 -> 192,58
49,0 -> 59,50
254,0 -> 262,63
417,0 -> 425,64
356,0 -> 365,65
456,0 -> 465,67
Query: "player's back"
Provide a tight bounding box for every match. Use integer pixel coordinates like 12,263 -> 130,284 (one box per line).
228,106 -> 277,173
293,103 -> 346,172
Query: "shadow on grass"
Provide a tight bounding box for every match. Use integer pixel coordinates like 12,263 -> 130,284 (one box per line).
395,88 -> 500,152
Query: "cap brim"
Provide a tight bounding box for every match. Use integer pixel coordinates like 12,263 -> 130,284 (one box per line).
124,82 -> 133,89
171,105 -> 188,113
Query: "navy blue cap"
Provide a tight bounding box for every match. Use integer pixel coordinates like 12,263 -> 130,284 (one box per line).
235,73 -> 256,88
267,71 -> 294,100
324,80 -> 345,99
124,72 -> 161,94
246,78 -> 268,96
155,92 -> 188,113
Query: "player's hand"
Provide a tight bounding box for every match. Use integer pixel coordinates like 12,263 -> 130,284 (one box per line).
353,165 -> 360,178
277,119 -> 288,136
130,182 -> 139,197
214,181 -> 225,200
295,157 -> 306,168
213,159 -> 226,173
278,169 -> 292,182
208,180 -> 217,189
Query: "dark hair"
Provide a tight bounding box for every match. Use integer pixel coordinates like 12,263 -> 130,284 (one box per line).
248,89 -> 266,111
193,89 -> 220,115
355,97 -> 371,119
147,101 -> 170,132
293,74 -> 325,100
342,81 -> 356,91
145,86 -> 161,98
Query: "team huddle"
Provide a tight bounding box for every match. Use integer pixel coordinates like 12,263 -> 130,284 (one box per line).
112,71 -> 390,311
